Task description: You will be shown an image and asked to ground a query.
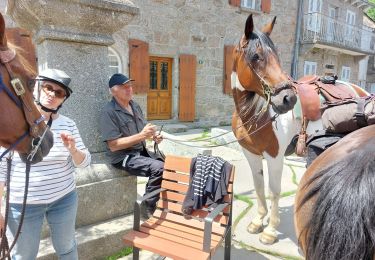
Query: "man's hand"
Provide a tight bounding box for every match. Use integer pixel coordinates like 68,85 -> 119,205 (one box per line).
141,123 -> 157,139
153,134 -> 163,144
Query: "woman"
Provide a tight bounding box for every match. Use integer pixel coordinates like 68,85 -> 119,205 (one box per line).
0,68 -> 91,259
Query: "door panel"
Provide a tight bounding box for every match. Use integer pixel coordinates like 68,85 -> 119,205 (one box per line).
179,54 -> 196,122
147,57 -> 172,120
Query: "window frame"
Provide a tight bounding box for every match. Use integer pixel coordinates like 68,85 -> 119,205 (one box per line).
341,66 -> 351,82
240,0 -> 261,13
108,47 -> 122,75
304,61 -> 317,76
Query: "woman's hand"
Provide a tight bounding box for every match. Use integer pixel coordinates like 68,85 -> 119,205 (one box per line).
60,133 -> 77,154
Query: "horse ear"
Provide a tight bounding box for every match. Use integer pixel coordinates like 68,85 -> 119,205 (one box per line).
0,12 -> 6,47
244,14 -> 254,40
262,16 -> 277,36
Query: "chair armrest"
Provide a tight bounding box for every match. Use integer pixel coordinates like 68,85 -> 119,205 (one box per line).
203,202 -> 229,252
133,188 -> 166,231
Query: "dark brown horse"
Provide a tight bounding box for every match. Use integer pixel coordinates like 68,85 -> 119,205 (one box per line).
294,125 -> 375,260
0,12 -> 53,163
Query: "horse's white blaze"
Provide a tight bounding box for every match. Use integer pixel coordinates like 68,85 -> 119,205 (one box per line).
231,72 -> 246,91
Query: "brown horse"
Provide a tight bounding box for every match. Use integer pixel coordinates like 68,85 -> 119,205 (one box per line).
0,12 -> 53,163
231,14 -> 298,244
231,14 -> 370,245
294,125 -> 375,260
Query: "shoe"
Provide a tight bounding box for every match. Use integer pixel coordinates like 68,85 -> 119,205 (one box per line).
141,203 -> 156,220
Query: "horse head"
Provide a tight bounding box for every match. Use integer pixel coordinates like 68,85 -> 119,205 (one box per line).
232,15 -> 297,115
0,12 -> 53,164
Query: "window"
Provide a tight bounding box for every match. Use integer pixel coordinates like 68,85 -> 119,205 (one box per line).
304,61 -> 317,76
341,66 -> 351,82
371,83 -> 375,94
108,47 -> 122,76
307,0 -> 322,32
345,10 -> 356,43
241,0 -> 261,11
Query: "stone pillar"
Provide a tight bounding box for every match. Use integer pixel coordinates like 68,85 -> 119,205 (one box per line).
7,1 -> 139,257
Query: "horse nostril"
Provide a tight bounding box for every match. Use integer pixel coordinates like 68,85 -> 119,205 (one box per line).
283,95 -> 290,105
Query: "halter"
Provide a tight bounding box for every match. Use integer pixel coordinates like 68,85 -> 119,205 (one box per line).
0,48 -> 48,162
236,39 -> 295,111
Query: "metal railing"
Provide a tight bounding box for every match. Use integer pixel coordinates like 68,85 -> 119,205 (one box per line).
302,13 -> 375,54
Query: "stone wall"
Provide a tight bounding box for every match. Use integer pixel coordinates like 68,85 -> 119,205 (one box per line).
111,0 -> 298,127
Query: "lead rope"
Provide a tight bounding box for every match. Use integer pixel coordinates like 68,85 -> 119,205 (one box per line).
0,156 -> 31,260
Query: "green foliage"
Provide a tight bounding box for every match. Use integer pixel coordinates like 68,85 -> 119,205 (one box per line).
367,0 -> 375,21
104,247 -> 133,260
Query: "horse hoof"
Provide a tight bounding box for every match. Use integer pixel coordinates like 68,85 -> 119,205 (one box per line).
259,232 -> 277,245
247,222 -> 263,234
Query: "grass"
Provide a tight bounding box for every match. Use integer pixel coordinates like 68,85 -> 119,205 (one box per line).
104,247 -> 133,260
233,194 -> 254,231
236,240 -> 304,260
189,128 -> 211,141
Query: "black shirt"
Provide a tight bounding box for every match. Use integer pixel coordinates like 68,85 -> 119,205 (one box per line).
100,98 -> 147,164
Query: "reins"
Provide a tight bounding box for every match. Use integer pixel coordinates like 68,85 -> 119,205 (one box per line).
0,47 -> 46,259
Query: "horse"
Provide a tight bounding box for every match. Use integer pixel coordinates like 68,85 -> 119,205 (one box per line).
231,14 -> 367,244
0,12 -> 53,164
294,125 -> 375,260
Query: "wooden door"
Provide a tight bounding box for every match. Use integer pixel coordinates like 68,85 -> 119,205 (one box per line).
179,54 -> 196,122
147,57 -> 173,120
129,39 -> 149,94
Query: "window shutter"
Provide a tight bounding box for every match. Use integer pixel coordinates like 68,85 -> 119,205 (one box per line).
5,28 -> 37,72
128,39 -> 149,94
179,54 -> 196,122
229,0 -> 241,7
261,0 -> 271,13
224,45 -> 235,95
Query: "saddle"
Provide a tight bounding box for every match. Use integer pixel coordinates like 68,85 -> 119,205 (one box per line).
293,75 -> 357,156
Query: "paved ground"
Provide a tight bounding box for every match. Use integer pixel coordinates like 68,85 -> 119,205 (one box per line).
119,127 -> 306,260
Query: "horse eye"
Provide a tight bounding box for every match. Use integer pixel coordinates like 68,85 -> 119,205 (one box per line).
27,79 -> 36,90
252,53 -> 260,62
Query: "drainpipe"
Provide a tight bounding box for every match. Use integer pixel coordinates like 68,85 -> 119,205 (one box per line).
291,0 -> 304,79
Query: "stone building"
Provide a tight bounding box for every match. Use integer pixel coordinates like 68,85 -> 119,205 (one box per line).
363,13 -> 375,93
296,0 -> 374,89
109,0 -> 297,127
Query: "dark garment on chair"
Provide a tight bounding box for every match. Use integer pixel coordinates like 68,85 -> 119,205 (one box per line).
182,155 -> 232,215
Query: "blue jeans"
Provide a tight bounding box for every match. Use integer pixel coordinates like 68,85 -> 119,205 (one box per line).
7,190 -> 78,260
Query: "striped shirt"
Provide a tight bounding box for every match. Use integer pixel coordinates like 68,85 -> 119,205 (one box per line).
0,114 -> 91,204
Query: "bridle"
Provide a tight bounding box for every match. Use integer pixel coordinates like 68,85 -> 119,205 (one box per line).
0,48 -> 48,161
235,38 -> 296,109
0,47 -> 47,259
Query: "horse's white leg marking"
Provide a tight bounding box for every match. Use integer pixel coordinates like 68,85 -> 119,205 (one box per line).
242,148 -> 267,233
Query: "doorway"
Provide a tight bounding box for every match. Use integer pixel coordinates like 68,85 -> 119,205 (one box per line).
147,57 -> 173,120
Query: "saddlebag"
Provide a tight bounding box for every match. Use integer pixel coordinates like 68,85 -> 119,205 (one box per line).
322,95 -> 375,133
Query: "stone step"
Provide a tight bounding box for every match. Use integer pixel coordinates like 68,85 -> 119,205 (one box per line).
37,214 -> 133,260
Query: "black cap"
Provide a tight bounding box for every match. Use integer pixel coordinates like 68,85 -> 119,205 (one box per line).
108,73 -> 134,88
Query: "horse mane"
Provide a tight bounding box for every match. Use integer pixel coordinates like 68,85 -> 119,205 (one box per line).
246,30 -> 279,64
298,141 -> 375,260
7,42 -> 37,77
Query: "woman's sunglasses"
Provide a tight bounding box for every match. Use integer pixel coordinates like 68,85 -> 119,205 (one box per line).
41,84 -> 67,99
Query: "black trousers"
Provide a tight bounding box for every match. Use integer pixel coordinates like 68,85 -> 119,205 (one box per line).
113,151 -> 164,208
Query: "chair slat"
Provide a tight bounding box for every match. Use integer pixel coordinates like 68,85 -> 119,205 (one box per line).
163,170 -> 190,183
142,219 -> 222,242
123,231 -> 210,260
160,190 -> 186,203
164,156 -> 192,173
151,210 -> 226,235
161,180 -> 188,193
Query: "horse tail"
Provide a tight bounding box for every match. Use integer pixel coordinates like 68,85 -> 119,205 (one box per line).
298,148 -> 375,260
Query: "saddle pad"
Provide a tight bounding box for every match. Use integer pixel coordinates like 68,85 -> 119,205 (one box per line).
317,82 -> 356,102
296,83 -> 321,121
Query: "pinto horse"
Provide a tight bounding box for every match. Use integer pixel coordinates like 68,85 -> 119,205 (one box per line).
231,14 -> 367,244
294,125 -> 375,260
0,12 -> 53,164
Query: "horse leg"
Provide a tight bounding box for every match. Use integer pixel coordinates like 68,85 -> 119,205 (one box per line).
260,155 -> 284,244
242,149 -> 267,234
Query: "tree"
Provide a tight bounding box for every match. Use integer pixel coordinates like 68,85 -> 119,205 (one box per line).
367,0 -> 375,21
